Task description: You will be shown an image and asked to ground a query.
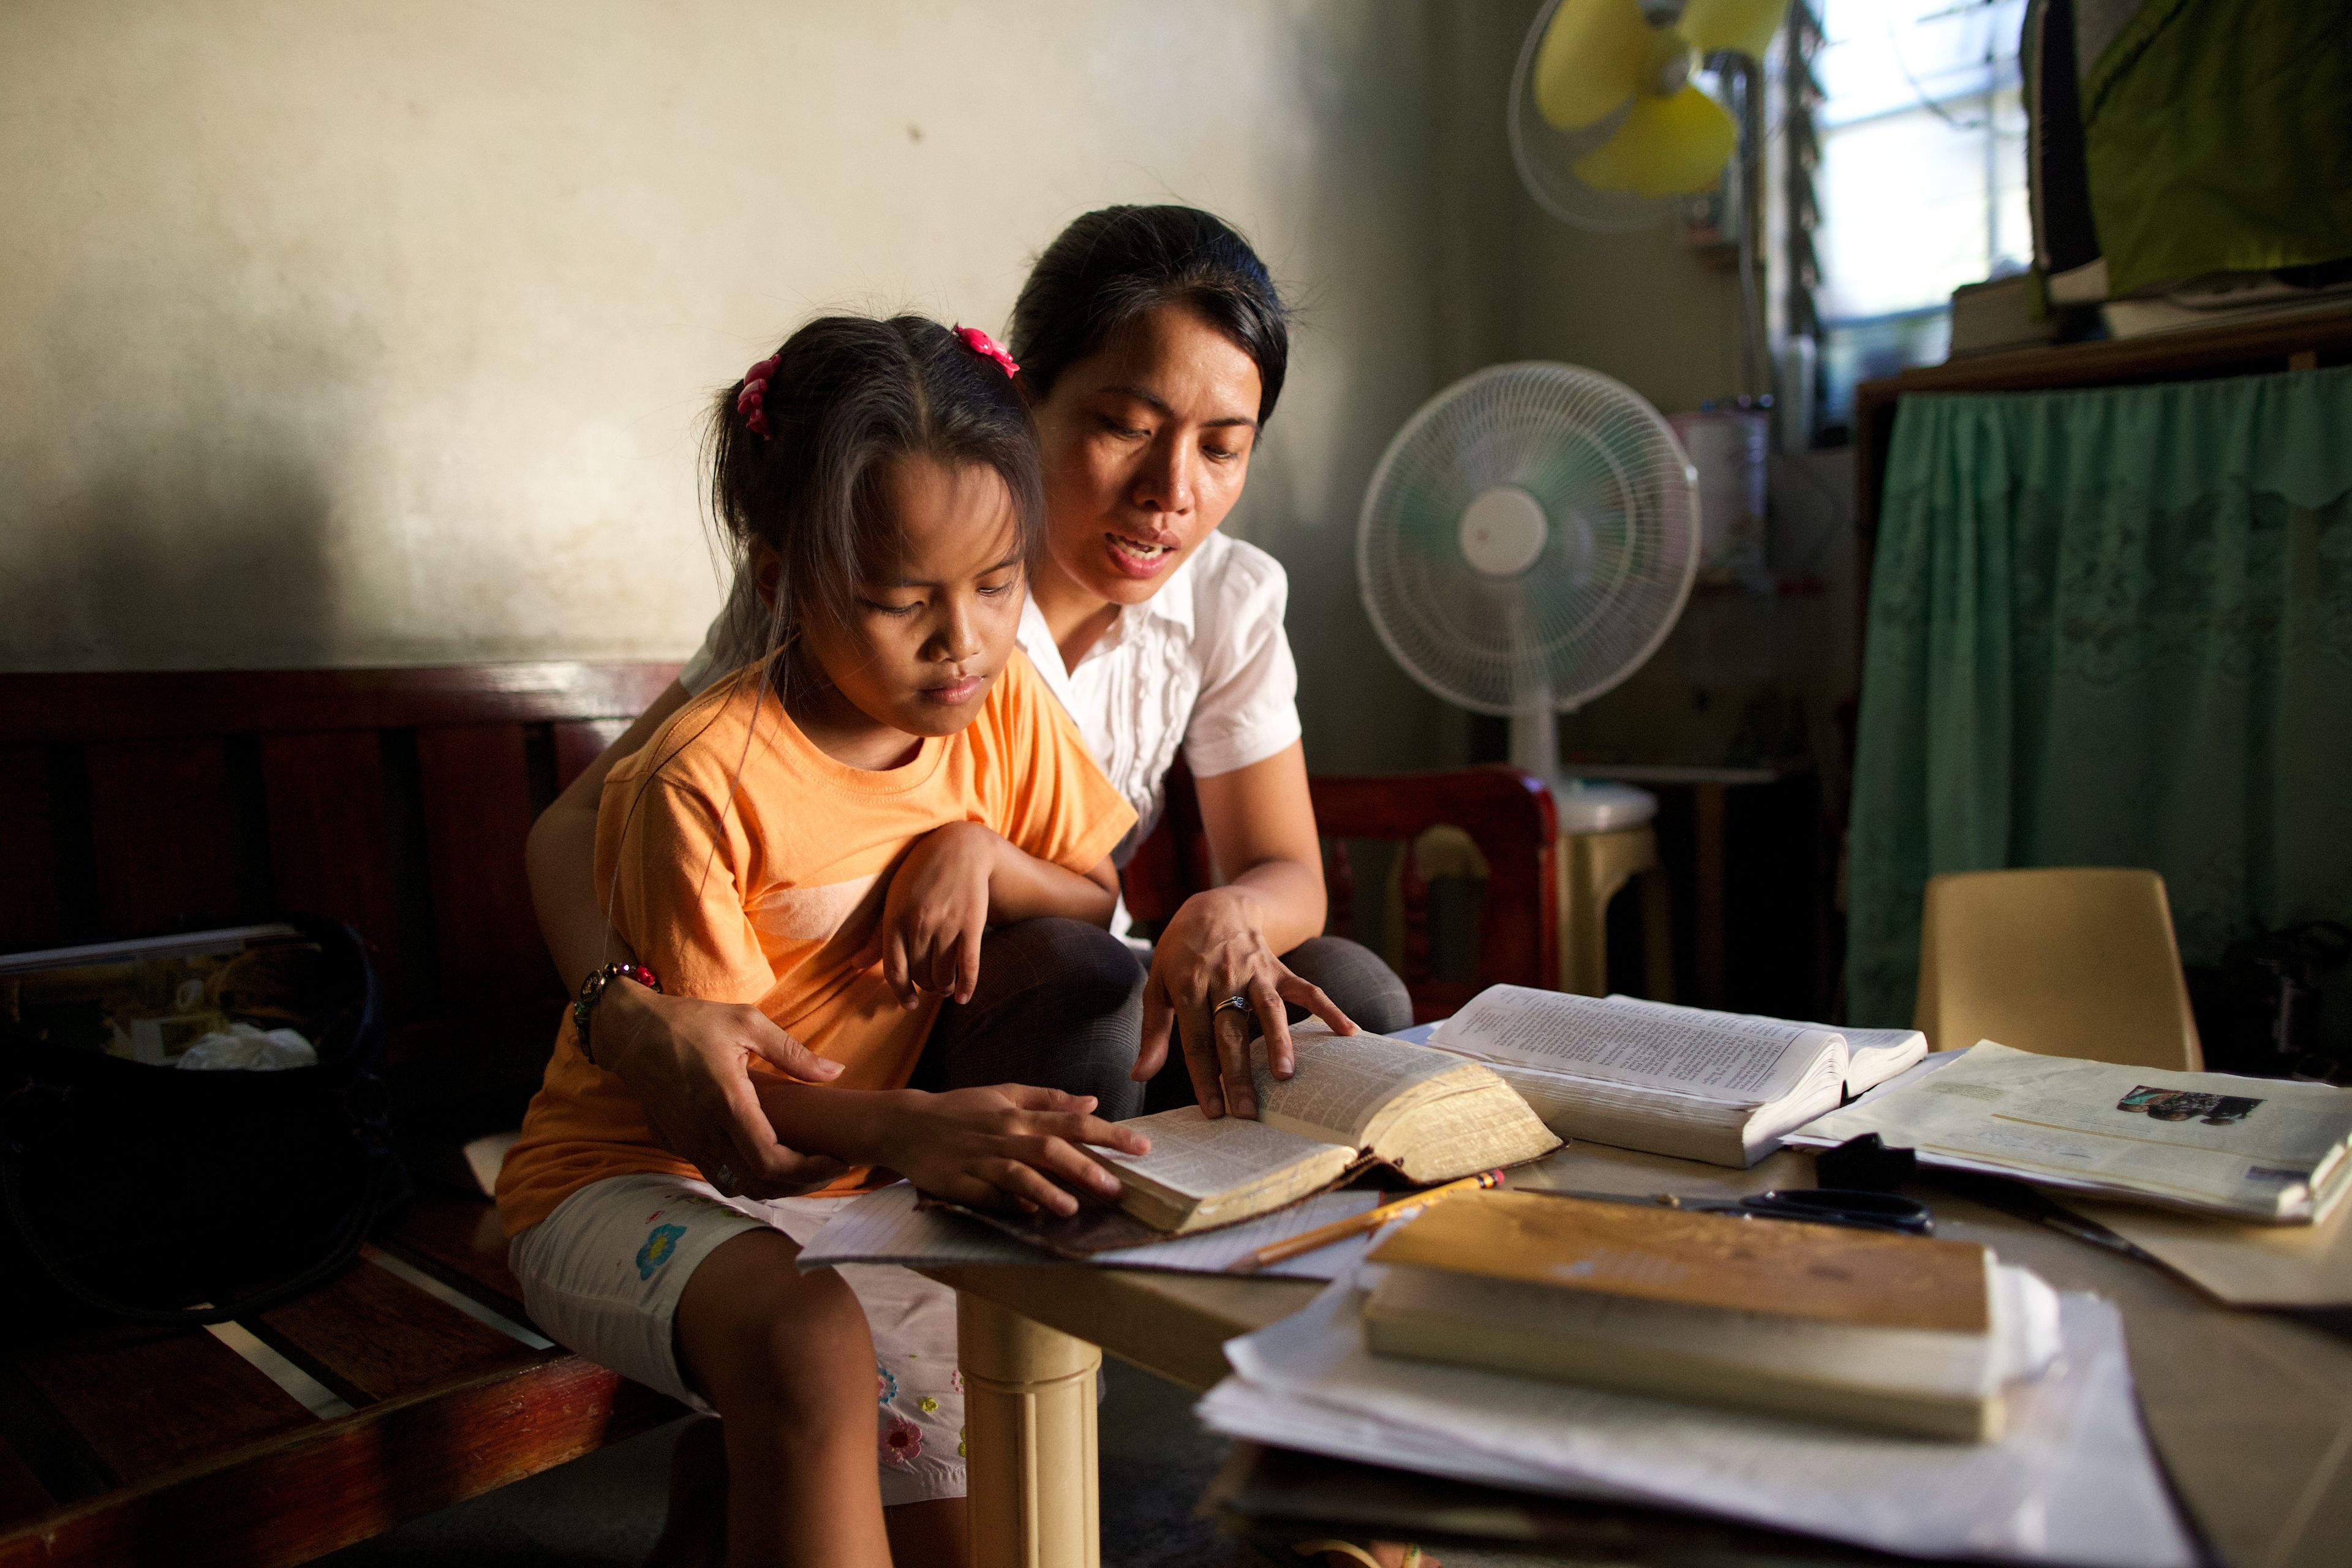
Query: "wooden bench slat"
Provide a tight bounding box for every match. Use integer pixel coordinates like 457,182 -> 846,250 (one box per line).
0,1438 -> 53,1533
258,731 -> 401,989
414,725 -> 551,1012
84,739 -> 240,938
0,1353 -> 682,1568
246,1259 -> 545,1408
14,1325 -> 315,1487
552,717 -> 633,791
380,1196 -> 532,1324
0,747 -> 65,951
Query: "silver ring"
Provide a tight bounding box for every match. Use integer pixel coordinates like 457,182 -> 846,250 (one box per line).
712,1163 -> 736,1191
1215,993 -> 1251,1014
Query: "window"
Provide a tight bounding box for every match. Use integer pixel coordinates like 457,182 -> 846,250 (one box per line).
1807,0 -> 2032,433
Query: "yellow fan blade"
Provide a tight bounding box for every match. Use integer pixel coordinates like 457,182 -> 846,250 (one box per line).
1679,0 -> 1789,61
1534,0 -> 1657,131
1570,84 -> 1737,197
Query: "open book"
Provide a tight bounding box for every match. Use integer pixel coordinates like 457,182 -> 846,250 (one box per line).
1427,987 -> 1927,1167
1361,1191 -> 2061,1441
1792,1042 -> 2352,1224
1090,1027 -> 1560,1235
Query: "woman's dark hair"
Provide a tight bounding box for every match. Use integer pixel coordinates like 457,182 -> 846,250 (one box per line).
706,314 -> 1044,699
1007,205 -> 1290,424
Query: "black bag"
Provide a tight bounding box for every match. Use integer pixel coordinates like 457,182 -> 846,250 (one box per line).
1,916 -> 403,1327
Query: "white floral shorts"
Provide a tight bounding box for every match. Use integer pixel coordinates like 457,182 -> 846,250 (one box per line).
508,1171 -> 965,1506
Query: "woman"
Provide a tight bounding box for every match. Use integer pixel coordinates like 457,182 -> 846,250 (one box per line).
527,203 -> 1411,1201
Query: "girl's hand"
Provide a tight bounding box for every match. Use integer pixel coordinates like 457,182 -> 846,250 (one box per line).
1131,886 -> 1357,1120
880,821 -> 1009,1009
872,1084 -> 1152,1216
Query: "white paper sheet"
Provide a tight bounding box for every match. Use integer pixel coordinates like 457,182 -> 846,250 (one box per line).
1198,1267 -> 2195,1568
794,1181 -> 1384,1280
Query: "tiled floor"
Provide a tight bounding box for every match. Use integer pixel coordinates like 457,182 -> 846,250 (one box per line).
319,1357 -> 1261,1567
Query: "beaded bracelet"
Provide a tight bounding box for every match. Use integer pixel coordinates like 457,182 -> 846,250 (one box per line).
573,961 -> 662,1065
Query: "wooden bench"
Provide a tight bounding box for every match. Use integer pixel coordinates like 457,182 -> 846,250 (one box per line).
0,663 -> 1556,1566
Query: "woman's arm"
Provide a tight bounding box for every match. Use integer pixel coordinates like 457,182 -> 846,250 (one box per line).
1130,741 -> 1357,1118
524,678 -> 847,1199
526,681 -> 690,994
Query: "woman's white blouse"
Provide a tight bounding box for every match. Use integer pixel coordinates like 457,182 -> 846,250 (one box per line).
678,530 -> 1303,865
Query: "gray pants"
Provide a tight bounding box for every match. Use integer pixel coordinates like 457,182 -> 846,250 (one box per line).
915,918 -> 1412,1121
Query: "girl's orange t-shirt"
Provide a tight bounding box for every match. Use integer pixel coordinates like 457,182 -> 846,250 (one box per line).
494,651 -> 1136,1236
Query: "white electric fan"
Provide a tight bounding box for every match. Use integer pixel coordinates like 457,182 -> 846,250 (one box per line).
1358,363 -> 1699,830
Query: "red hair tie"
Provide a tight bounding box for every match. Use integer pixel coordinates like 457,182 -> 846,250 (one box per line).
953,325 -> 1019,379
736,352 -> 780,437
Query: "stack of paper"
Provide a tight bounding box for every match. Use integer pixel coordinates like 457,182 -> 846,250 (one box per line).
794,1181 -> 1384,1280
1196,1264 -> 2195,1567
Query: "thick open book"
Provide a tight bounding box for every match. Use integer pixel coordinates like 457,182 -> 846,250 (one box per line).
1090,1027 -> 1560,1235
1427,987 -> 1927,1167
1793,1042 -> 2352,1224
1361,1191 -> 2061,1441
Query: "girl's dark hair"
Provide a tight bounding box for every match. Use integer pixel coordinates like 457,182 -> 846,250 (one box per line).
707,314 -> 1043,698
1007,206 -> 1290,424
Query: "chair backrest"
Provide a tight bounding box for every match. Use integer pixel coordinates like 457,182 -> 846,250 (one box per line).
1913,867 -> 2203,1071
1121,760 -> 1559,1022
0,664 -> 680,1134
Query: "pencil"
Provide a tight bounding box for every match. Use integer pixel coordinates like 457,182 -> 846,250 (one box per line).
1224,1169 -> 1505,1273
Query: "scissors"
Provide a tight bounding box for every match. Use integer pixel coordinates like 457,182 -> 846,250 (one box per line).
1534,1186 -> 1935,1236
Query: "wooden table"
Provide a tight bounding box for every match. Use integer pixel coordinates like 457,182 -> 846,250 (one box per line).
924,1142 -> 2352,1568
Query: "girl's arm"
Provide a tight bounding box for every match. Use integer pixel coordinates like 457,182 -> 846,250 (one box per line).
524,678 -> 848,1199
755,1077 -> 1151,1216
878,823 -> 1118,1009
1131,741 -> 1359,1120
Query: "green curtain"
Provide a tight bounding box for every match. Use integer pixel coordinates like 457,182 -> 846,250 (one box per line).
1846,364 -> 2352,1028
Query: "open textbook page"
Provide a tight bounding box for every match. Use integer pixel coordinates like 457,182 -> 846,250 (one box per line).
1251,1028 -> 1461,1147
1197,1269 -> 2194,1568
1602,994 -> 1928,1095
1795,1042 -> 2352,1223
1094,1108 -> 1357,1230
1437,987 -> 1837,1104
1430,987 -> 1847,1166
1090,1029 -> 1558,1232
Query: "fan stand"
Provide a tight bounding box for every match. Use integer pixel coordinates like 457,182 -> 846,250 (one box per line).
1509,694 -> 1654,836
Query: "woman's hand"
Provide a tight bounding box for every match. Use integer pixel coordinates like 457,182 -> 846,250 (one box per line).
1131,885 -> 1357,1119
880,821 -> 1010,1009
864,1084 -> 1152,1216
595,979 -> 850,1198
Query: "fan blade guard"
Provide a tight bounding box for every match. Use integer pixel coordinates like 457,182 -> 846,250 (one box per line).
1357,363 -> 1699,718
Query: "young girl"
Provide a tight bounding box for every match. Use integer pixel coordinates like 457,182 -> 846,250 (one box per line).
496,314 -> 1152,1567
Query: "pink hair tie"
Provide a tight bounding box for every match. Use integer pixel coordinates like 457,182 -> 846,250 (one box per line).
953,325 -> 1019,379
736,352 -> 780,437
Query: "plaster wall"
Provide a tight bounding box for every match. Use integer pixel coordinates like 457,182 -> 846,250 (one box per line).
1,0 -> 1450,772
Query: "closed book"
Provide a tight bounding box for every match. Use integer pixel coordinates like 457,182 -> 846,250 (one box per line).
1362,1191 -> 2059,1440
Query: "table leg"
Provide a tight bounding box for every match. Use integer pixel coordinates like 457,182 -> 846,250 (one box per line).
957,1291 -> 1101,1568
